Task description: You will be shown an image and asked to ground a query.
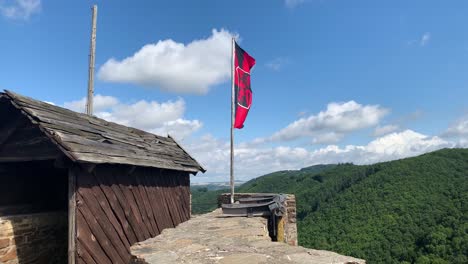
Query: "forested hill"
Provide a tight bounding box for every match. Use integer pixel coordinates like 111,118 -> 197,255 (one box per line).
191,148 -> 468,263
296,148 -> 468,264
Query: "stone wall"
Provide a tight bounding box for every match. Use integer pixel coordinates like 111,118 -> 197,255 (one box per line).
217,193 -> 298,246
0,211 -> 67,264
283,194 -> 298,246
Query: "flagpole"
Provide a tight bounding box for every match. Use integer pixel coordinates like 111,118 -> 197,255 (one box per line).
86,5 -> 97,116
230,37 -> 235,204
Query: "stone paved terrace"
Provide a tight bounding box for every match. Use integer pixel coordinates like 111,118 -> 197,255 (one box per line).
131,209 -> 365,264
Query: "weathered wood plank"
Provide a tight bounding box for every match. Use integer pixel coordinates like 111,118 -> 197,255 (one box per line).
181,174 -> 192,220
10,94 -> 172,145
154,173 -> 178,227
131,168 -> 158,236
26,110 -> 149,147
59,134 -> 196,164
76,209 -> 112,264
105,171 -> 146,242
143,171 -> 173,230
76,243 -> 97,264
137,168 -> 162,235
88,171 -> 132,252
172,175 -> 188,222
181,173 -> 192,220
168,175 -> 185,225
174,173 -> 191,222
77,175 -> 130,263
15,101 -> 156,141
158,174 -> 181,227
77,193 -> 125,264
69,167 -> 77,264
71,152 -> 198,173
13,99 -> 173,149
42,123 -> 100,140
22,106 -> 192,155
165,175 -> 184,225
61,135 -> 187,159
94,168 -> 138,245
3,90 -> 204,174
114,173 -> 152,240
126,168 -> 156,237
136,168 -> 160,235
24,105 -> 133,135
177,179 -> 190,222
114,172 -> 151,240
6,91 -> 86,118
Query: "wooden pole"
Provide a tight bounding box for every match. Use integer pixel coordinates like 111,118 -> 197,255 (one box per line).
230,38 -> 235,204
68,167 -> 77,264
86,5 -> 97,116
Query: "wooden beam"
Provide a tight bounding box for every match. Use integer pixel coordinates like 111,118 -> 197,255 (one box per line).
68,167 -> 77,264
0,155 -> 59,162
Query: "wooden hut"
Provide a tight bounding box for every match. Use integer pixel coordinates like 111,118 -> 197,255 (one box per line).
0,90 -> 205,264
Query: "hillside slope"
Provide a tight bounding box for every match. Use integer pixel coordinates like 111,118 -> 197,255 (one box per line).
298,149 -> 468,264
192,149 -> 468,263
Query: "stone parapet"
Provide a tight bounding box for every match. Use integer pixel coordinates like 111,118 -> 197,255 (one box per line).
284,194 -> 298,246
131,209 -> 365,264
217,193 -> 298,246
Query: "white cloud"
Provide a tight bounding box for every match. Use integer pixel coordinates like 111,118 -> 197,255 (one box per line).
265,57 -> 290,71
98,29 -> 236,94
363,130 -> 449,162
420,32 -> 431,46
64,94 -> 119,113
442,114 -> 468,147
150,119 -> 202,140
0,0 -> 41,20
63,95 -> 201,140
285,0 -> 305,8
269,101 -> 389,142
444,115 -> 468,137
373,124 -> 399,137
189,130 -> 452,182
312,132 -> 343,144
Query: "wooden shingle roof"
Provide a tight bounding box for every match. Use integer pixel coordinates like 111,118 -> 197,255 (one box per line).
0,90 -> 205,174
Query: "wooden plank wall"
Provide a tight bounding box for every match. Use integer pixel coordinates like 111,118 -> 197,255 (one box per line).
75,164 -> 191,264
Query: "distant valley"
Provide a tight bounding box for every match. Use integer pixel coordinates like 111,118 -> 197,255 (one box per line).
191,148 -> 468,264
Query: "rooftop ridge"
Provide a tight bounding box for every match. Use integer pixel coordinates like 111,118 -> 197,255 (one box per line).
1,90 -> 205,173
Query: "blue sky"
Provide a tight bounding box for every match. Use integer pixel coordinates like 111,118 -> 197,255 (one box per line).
1,0 -> 468,182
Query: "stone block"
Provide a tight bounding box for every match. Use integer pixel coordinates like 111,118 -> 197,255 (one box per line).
0,238 -> 10,249
0,246 -> 17,262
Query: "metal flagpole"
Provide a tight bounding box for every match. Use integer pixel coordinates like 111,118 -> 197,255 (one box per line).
86,5 -> 97,116
230,38 -> 235,204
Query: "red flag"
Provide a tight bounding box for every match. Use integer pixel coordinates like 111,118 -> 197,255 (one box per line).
233,42 -> 255,129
